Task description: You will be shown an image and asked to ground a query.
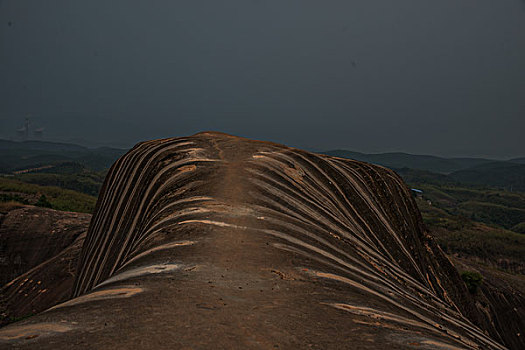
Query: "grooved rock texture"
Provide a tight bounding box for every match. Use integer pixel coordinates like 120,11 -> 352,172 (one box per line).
451,257 -> 525,350
0,133 -> 516,349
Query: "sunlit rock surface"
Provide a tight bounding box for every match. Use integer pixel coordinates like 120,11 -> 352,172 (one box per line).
0,132 -> 515,349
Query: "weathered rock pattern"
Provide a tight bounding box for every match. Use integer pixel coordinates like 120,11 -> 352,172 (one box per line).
0,206 -> 90,286
0,232 -> 86,326
0,132 -> 519,349
0,206 -> 90,326
451,257 -> 525,350
479,280 -> 525,350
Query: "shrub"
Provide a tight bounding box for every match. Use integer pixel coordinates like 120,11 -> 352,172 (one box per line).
35,194 -> 52,208
461,271 -> 483,294
0,177 -> 96,213
511,222 -> 525,234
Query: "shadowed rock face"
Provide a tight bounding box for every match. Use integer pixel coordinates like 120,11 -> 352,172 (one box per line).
451,257 -> 525,350
0,207 -> 90,286
0,207 -> 90,326
0,132 -> 512,349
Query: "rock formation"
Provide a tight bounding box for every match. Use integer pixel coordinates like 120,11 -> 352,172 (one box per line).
0,206 -> 90,286
0,132 -> 520,349
0,207 -> 90,325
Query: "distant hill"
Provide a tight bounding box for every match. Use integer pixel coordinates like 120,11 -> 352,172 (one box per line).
450,162 -> 525,192
3,140 -> 524,193
322,150 -> 497,174
510,157 -> 525,164
324,150 -> 525,192
0,139 -> 126,173
0,139 -> 87,152
392,167 -> 456,186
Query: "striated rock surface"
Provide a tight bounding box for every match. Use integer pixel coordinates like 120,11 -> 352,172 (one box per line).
451,257 -> 525,350
0,132 -> 519,349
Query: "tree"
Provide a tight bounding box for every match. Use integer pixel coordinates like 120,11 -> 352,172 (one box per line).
461,271 -> 483,294
35,194 -> 52,208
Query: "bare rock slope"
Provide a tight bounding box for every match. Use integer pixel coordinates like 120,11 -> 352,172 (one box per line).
0,206 -> 90,286
0,132 -> 519,349
0,206 -> 90,325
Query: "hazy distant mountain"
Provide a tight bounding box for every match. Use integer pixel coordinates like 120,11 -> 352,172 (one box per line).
0,139 -> 87,152
510,157 -> 525,164
449,162 -> 525,192
3,140 -> 524,192
322,150 -> 496,174
324,149 -> 525,192
0,139 -> 126,173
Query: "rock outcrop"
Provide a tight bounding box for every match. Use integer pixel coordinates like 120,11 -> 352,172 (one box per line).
0,132 -> 519,349
451,257 -> 525,350
0,207 -> 90,326
0,206 -> 90,286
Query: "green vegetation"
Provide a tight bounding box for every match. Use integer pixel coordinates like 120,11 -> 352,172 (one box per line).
0,201 -> 25,214
449,188 -> 525,209
0,139 -> 125,173
0,193 -> 30,205
35,194 -> 52,208
415,197 -> 525,274
407,183 -> 525,234
14,169 -> 106,196
431,224 -> 525,265
324,149 -> 525,191
7,313 -> 35,323
511,222 -> 525,234
458,201 -> 525,230
450,162 -> 525,192
0,177 -> 96,213
461,271 -> 483,294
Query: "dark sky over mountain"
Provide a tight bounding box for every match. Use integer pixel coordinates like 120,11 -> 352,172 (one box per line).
1,0 -> 524,158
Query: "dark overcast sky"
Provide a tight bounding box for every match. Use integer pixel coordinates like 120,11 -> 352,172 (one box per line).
1,1 -> 524,158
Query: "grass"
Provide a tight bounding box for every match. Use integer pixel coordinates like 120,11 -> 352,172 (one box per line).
457,201 -> 525,229
0,201 -> 26,214
511,222 -> 525,234
14,171 -> 105,197
0,176 -> 96,213
431,224 -> 525,263
7,313 -> 35,323
407,183 -> 525,233
416,198 -> 525,273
